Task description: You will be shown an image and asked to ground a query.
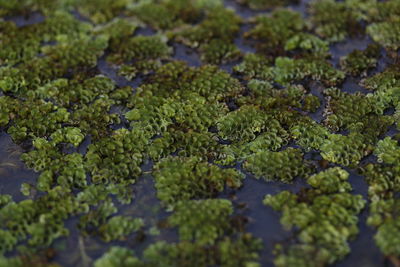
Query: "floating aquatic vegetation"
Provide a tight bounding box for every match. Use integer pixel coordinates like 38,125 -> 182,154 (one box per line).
308,0 -> 362,42
153,157 -> 243,207
243,148 -> 311,183
168,199 -> 233,245
245,9 -> 305,54
264,168 -> 366,267
236,0 -> 299,10
340,44 -> 381,76
1,0 -> 400,265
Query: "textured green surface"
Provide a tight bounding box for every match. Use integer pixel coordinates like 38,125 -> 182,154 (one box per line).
1,0 -> 400,266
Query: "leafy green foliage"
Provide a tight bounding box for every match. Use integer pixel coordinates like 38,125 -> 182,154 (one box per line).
169,199 -> 233,245
85,128 -> 148,184
108,35 -> 172,65
320,133 -> 369,166
309,0 -> 362,42
2,0 -> 400,265
236,0 -> 299,10
340,44 -> 381,76
243,148 -> 311,183
143,234 -> 262,267
273,57 -> 345,86
264,168 -> 365,267
245,9 -> 305,54
153,157 -> 243,207
307,167 -> 352,193
217,105 -> 271,143
233,53 -> 273,80
173,6 -> 242,64
94,247 -> 141,267
290,121 -> 329,151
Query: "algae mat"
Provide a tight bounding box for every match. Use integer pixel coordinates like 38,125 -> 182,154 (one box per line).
1,0 -> 400,266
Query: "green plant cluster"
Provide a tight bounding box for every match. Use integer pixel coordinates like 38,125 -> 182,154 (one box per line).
243,148 -> 311,183
1,0 -> 400,266
340,44 -> 381,76
153,157 -> 243,208
361,137 -> 400,258
235,0 -> 299,10
264,168 -> 365,267
94,199 -> 262,267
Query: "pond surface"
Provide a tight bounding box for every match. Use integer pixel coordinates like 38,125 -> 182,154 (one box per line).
1,0 -> 399,266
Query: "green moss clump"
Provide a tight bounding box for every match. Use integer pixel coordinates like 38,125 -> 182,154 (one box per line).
154,157 -> 243,207
290,120 -> 330,151
236,0 -> 299,10
309,0 -> 362,42
367,199 -> 400,257
168,199 -> 233,245
307,167 -> 352,193
367,21 -> 400,50
4,98 -> 70,142
340,44 -> 381,76
173,7 -> 242,64
233,53 -> 273,80
320,133 -> 369,167
264,167 -> 365,267
94,247 -> 141,267
77,0 -> 129,24
0,187 -> 87,253
273,57 -> 345,86
361,65 -> 400,91
217,105 -> 270,143
284,33 -> 330,58
360,135 -> 400,260
85,128 -> 148,185
142,234 -> 262,267
107,35 -> 172,65
3,0 -> 400,264
245,9 -> 305,54
243,148 -> 311,183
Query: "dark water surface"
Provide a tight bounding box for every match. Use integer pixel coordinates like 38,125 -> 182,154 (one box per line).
0,0 -> 396,266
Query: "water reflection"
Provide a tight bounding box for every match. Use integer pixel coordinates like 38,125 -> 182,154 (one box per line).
0,133 -> 38,202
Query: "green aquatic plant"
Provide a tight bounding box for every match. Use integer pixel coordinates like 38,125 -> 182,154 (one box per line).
340,44 -> 381,76
0,186 -> 86,253
284,33 -> 330,58
153,157 -> 243,207
94,247 -> 141,267
107,35 -> 172,65
367,21 -> 400,50
2,0 -> 400,265
236,0 -> 299,10
85,128 -> 148,185
168,199 -> 233,245
264,168 -> 366,267
71,97 -> 120,139
142,234 -> 262,267
36,76 -> 116,107
290,120 -> 330,151
367,199 -> 400,258
5,98 -> 70,142
243,148 -> 311,183
173,6 -> 242,64
309,0 -> 362,42
217,105 -> 271,143
320,133 -> 369,166
307,167 -> 352,193
273,57 -> 345,86
233,53 -> 273,80
245,9 -> 305,54
77,0 -> 129,24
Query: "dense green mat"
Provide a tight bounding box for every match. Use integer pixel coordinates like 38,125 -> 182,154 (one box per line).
1,0 -> 400,266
